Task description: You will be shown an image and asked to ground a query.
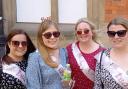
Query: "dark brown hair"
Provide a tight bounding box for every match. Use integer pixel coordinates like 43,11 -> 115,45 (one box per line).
6,29 -> 36,60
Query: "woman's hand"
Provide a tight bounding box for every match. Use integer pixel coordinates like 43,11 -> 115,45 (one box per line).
62,79 -> 75,89
69,79 -> 75,89
62,80 -> 70,87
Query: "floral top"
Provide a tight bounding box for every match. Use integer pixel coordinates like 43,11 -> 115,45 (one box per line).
94,49 -> 128,89
66,42 -> 104,89
1,55 -> 27,89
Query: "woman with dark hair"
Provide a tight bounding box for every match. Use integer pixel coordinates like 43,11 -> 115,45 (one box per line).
94,17 -> 128,89
66,18 -> 105,89
1,29 -> 36,89
26,19 -> 70,89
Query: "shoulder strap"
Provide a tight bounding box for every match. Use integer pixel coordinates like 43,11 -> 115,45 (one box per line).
100,50 -> 104,69
99,50 -> 104,88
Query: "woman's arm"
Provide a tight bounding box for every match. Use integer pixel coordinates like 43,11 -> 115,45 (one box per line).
26,53 -> 42,89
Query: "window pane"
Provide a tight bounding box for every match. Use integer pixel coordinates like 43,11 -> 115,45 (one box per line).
58,0 -> 87,23
16,0 -> 51,23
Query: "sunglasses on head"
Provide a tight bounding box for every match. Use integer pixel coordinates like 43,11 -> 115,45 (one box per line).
107,30 -> 127,38
76,29 -> 90,35
11,41 -> 27,47
43,31 -> 60,39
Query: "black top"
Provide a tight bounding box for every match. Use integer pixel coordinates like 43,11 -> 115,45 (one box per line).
1,55 -> 27,89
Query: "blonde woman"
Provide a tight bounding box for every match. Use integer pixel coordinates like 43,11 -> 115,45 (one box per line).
26,19 -> 69,89
66,18 -> 105,89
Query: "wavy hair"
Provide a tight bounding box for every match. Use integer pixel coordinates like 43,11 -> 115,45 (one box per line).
37,19 -> 62,68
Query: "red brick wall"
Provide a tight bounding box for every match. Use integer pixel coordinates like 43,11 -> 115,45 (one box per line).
105,0 -> 128,22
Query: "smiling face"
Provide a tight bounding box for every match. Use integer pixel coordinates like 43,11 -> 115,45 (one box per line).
108,24 -> 128,48
76,22 -> 93,43
8,34 -> 27,58
42,25 -> 60,49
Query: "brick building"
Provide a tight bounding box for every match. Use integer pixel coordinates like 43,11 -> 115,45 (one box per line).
105,0 -> 128,22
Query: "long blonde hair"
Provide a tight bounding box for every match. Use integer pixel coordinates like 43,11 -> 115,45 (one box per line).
37,20 -> 60,68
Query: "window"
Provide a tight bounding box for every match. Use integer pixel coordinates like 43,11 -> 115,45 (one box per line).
58,0 -> 87,23
16,0 -> 51,23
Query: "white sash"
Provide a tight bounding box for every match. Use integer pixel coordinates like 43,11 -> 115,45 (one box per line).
96,52 -> 128,88
72,43 -> 95,81
3,63 -> 26,85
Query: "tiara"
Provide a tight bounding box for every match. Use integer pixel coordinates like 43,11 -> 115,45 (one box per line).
41,17 -> 51,22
